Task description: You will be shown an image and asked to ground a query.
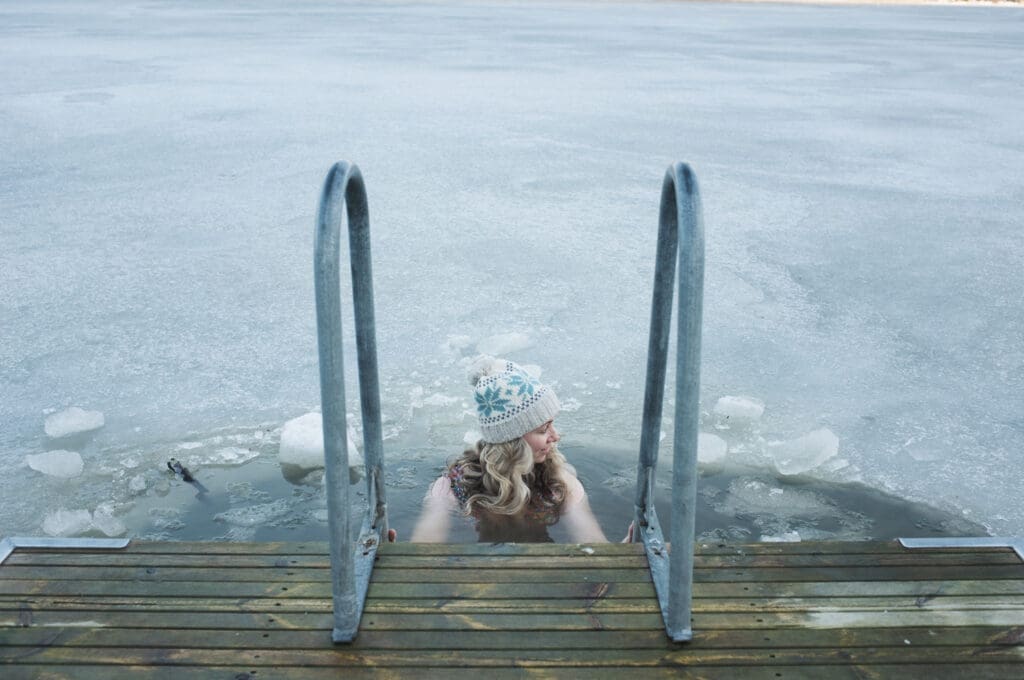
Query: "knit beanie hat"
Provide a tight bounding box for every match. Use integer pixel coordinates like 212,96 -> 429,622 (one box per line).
467,355 -> 561,444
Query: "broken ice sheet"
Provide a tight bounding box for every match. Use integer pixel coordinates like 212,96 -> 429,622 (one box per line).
278,412 -> 362,470
697,433 -> 728,465
476,332 -> 532,356
41,509 -> 93,537
214,499 -> 293,527
713,396 -> 764,427
25,450 -> 84,478
768,428 -> 839,476
185,446 -> 260,467
44,407 -> 104,438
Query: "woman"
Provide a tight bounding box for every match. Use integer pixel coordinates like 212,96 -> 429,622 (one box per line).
410,356 -> 628,543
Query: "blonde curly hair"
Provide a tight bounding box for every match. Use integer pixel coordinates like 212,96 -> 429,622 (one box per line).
449,438 -> 572,520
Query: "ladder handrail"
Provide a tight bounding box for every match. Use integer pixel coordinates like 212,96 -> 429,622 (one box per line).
314,160 -> 388,643
633,162 -> 705,642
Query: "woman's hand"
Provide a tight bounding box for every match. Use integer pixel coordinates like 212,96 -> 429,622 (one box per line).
621,521 -> 635,543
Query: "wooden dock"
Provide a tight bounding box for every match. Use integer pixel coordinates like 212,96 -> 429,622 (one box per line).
2,539 -> 1022,678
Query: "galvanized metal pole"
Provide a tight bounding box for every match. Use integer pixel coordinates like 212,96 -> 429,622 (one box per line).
314,161 -> 388,643
668,163 -> 705,640
633,162 -> 705,642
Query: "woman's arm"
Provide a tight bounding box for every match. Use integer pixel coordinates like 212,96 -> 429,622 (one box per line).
559,472 -> 611,543
409,476 -> 457,542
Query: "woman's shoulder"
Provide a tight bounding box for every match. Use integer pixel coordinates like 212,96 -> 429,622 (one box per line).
558,466 -> 585,504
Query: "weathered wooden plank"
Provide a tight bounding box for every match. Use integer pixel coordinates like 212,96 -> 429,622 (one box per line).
3,553 -> 333,568
0,566 -> 322,583
361,595 -> 1024,614
5,563 -> 1020,586
376,553 -> 1023,568
0,560 -> 653,581
0,628 -> 675,651
15,539 -> 886,556
378,540 -> 999,557
5,595 -> 1023,618
8,550 -> 1019,570
4,625 -> 1019,652
0,596 -> 650,614
692,553 -> 1024,568
0,580 -> 656,599
15,664 -> 1019,680
11,539 -> 1014,560
0,609 -> 665,631
4,578 -> 1022,606
691,579 -> 1024,598
4,578 -> 1023,601
3,643 -> 1024,666
0,567 -> 653,586
688,565 -> 1024,582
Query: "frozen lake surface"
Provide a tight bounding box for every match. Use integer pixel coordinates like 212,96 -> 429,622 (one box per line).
1,0 -> 1021,540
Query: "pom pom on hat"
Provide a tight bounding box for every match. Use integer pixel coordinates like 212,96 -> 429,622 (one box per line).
467,354 -> 560,443
466,354 -> 506,387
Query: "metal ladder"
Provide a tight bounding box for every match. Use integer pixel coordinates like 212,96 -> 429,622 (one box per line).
313,159 -> 708,643
631,162 -> 705,642
314,161 -> 389,643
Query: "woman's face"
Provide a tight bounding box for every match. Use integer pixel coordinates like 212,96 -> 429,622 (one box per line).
523,420 -> 560,464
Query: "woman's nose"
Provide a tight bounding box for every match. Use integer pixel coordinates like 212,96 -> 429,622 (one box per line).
550,427 -> 560,442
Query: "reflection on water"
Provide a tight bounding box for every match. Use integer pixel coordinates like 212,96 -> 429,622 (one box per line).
71,433 -> 986,545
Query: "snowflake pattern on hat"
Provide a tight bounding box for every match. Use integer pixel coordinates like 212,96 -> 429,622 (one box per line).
475,385 -> 511,417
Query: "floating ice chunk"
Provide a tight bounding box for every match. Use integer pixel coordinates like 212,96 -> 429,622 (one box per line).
44,407 -> 104,438
463,430 -> 482,446
91,509 -> 128,537
42,509 -> 93,537
25,450 -> 84,478
279,412 -> 362,470
214,499 -> 292,527
442,334 -> 473,355
186,447 -> 260,467
718,479 -> 827,516
697,433 -> 728,464
768,428 -> 839,476
279,412 -> 324,468
713,396 -> 764,425
761,531 -> 801,543
149,507 -> 184,531
128,474 -> 147,493
476,332 -> 532,356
